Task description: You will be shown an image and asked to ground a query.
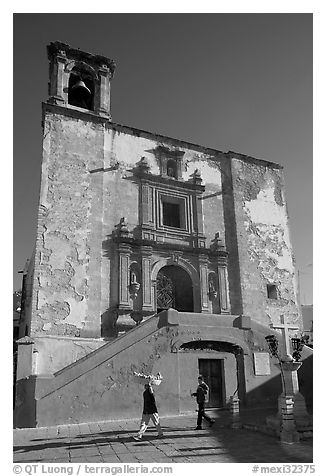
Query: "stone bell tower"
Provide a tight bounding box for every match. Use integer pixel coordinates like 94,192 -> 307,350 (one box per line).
47,41 -> 115,118
22,43 -> 117,350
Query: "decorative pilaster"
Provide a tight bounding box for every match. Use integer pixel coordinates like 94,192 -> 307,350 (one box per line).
48,48 -> 68,105
140,246 -> 153,311
118,242 -> 132,310
217,259 -> 231,314
97,64 -> 112,118
198,254 -> 209,312
190,170 -> 206,249
140,182 -> 154,229
134,158 -> 156,241
211,234 -> 230,313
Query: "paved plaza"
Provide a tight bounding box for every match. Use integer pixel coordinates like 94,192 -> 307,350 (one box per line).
13,410 -> 313,464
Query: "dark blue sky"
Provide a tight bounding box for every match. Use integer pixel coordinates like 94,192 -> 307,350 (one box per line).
13,13 -> 312,302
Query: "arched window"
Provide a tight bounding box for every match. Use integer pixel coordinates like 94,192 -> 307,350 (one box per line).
166,159 -> 178,179
68,67 -> 95,110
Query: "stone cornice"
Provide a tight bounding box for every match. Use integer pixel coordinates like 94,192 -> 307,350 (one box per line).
16,336 -> 34,345
112,235 -> 228,259
47,41 -> 116,77
133,170 -> 205,192
227,150 -> 283,170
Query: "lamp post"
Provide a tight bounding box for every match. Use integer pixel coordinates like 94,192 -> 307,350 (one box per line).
265,334 -> 308,444
265,335 -> 286,392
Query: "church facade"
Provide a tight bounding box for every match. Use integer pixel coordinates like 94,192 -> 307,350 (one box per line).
15,42 -> 304,428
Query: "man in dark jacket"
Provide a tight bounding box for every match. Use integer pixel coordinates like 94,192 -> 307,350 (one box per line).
133,382 -> 163,440
192,375 -> 215,430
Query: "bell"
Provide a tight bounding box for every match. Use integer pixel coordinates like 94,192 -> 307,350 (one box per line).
71,80 -> 91,95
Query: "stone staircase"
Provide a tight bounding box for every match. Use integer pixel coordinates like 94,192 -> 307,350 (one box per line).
14,310 -> 250,427
14,310 -> 312,429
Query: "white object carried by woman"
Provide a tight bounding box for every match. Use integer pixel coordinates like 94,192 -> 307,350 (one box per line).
133,371 -> 163,386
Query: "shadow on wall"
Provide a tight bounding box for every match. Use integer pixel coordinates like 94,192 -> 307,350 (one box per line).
101,307 -> 119,339
245,373 -> 282,408
298,347 -> 313,411
14,377 -> 37,428
101,234 -> 119,338
101,229 -> 145,338
244,349 -> 313,412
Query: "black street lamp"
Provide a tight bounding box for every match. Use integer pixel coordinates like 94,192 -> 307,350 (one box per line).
291,337 -> 304,362
265,335 -> 279,358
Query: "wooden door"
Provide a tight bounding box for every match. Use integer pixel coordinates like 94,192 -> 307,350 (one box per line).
199,359 -> 225,408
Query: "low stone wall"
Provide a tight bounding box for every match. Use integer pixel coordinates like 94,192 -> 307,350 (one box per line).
33,336 -> 107,375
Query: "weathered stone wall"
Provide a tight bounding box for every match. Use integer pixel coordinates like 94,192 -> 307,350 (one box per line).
31,110 -> 106,339
21,316 -> 263,426
35,322 -> 180,426
33,336 -> 107,375
182,152 -> 224,246
230,155 -> 301,329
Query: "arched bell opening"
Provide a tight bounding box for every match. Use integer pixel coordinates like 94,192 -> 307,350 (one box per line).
68,68 -> 95,110
156,265 -> 193,313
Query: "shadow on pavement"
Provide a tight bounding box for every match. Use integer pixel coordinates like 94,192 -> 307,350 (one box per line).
14,410 -> 313,463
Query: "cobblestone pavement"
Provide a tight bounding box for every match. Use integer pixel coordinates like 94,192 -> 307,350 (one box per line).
13,413 -> 313,464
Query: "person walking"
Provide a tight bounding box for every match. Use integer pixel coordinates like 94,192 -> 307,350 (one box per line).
133,381 -> 163,441
192,375 -> 215,430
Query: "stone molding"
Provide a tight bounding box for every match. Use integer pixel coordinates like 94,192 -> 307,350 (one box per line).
47,42 -> 116,77
16,336 -> 35,345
